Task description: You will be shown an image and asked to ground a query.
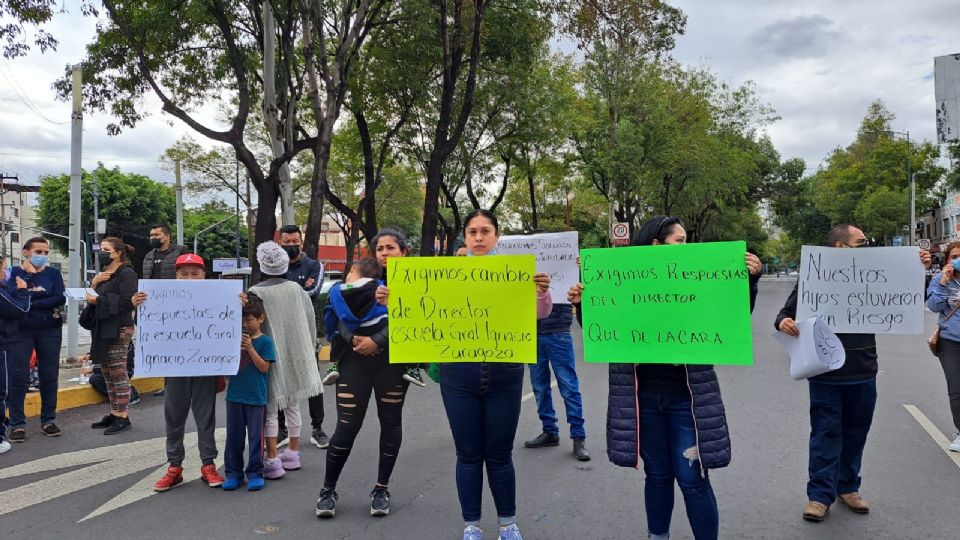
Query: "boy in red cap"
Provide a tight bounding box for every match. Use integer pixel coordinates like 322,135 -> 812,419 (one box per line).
133,253 -> 226,491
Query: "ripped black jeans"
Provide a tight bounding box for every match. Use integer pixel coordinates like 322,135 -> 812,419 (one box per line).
323,352 -> 409,489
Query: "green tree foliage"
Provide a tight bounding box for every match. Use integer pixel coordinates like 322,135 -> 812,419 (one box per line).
809,101 -> 944,243
184,201 -> 249,263
36,165 -> 175,255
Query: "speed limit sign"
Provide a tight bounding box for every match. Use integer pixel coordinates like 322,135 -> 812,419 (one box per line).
611,222 -> 630,246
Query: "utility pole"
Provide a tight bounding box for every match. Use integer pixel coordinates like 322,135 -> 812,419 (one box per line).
906,131 -> 916,247
175,159 -> 184,246
92,169 -> 99,272
235,161 -> 241,266
0,173 -> 16,259
67,64 -> 83,362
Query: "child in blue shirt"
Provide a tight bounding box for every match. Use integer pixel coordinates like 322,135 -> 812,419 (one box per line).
223,294 -> 277,492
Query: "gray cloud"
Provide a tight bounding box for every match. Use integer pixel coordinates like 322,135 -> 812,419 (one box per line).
751,15 -> 841,59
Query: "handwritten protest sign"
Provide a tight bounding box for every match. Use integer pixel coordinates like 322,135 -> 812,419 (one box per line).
498,232 -> 579,304
580,241 -> 753,365
774,316 -> 846,380
796,246 -> 924,334
387,255 -> 538,363
134,280 -> 243,376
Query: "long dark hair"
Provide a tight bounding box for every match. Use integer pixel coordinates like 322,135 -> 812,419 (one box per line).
100,236 -> 135,263
632,216 -> 683,246
463,209 -> 499,234
371,228 -> 410,254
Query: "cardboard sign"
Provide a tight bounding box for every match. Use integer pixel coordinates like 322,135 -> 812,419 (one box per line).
796,246 -> 925,334
497,231 -> 579,304
134,279 -> 243,376
580,241 -> 754,365
386,255 -> 538,363
774,317 -> 846,380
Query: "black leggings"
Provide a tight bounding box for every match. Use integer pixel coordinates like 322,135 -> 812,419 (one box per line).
324,353 -> 408,489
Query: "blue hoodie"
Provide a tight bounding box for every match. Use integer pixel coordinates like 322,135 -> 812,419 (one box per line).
0,279 -> 31,342
322,279 -> 387,354
9,266 -> 65,330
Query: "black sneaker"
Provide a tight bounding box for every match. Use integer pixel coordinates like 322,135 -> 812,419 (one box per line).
524,431 -> 560,448
91,414 -> 115,429
403,368 -> 426,387
9,428 -> 25,443
41,423 -> 62,437
129,388 -> 141,406
316,487 -> 338,518
104,416 -> 131,435
573,438 -> 591,461
311,428 -> 330,449
153,388 -> 165,397
370,486 -> 391,516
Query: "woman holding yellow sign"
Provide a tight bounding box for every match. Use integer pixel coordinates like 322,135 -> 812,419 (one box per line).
374,210 -> 552,540
569,215 -> 760,540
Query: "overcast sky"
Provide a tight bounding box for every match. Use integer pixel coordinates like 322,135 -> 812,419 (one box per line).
1,1 -> 958,188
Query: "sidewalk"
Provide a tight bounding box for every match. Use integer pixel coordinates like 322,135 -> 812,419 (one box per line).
23,344 -> 332,418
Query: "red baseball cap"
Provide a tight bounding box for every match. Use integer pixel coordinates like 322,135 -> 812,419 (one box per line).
175,253 -> 206,269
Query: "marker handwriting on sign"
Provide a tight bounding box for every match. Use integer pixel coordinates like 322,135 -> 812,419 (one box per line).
135,280 -> 243,377
580,242 -> 754,365
387,256 -> 538,364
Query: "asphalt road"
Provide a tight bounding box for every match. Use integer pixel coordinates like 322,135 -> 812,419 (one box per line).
2,280 -> 959,539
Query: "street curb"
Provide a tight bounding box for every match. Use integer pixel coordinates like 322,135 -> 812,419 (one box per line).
27,345 -> 332,418
24,378 -> 165,418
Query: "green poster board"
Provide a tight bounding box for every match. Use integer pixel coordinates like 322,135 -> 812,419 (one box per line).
580,241 -> 754,365
386,255 -> 538,363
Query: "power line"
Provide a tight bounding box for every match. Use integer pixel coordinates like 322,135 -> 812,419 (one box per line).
0,61 -> 69,126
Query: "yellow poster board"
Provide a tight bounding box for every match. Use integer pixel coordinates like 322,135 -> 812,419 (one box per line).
386,255 -> 538,363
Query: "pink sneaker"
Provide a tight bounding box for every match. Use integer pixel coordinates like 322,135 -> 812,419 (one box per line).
278,449 -> 301,471
264,457 -> 286,480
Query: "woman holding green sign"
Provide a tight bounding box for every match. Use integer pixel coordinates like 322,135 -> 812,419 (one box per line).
375,210 -> 553,540
569,215 -> 761,540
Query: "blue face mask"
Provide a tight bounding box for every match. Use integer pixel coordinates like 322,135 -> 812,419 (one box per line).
30,254 -> 48,268
952,259 -> 960,272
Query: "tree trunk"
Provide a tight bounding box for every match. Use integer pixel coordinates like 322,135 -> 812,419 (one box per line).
526,164 -> 538,230
262,2 -> 295,226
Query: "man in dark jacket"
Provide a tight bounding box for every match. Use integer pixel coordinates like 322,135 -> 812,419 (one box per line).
775,224 -> 931,523
278,224 -> 328,449
142,224 -> 187,280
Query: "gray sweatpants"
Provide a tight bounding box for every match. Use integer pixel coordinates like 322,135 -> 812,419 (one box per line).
164,376 -> 218,466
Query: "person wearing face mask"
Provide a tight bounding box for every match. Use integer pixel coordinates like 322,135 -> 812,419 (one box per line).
142,224 -> 187,280
0,255 -> 31,454
86,237 -> 139,435
568,216 -> 762,540
6,237 -> 66,442
277,224 -> 329,450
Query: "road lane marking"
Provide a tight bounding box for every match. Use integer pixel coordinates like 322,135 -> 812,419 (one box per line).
0,428 -> 226,519
522,380 -> 558,402
903,404 -> 960,469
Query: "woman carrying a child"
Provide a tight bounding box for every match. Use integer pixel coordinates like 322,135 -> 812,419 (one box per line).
315,228 -> 413,519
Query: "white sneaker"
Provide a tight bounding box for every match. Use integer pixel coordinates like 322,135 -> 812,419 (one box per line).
950,434 -> 960,452
0,440 -> 10,454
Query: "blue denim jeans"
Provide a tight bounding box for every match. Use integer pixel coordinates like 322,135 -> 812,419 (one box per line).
439,362 -> 524,522
638,391 -> 718,540
807,379 -> 877,505
529,332 -> 586,439
8,326 -> 62,427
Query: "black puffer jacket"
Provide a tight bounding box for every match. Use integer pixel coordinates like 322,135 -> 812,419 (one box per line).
590,271 -> 761,472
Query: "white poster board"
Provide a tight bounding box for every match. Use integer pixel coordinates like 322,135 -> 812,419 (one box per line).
796,246 -> 924,334
134,279 -> 243,377
775,317 -> 846,380
498,231 -> 579,304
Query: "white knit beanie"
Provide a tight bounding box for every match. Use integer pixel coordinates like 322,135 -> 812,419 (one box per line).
257,241 -> 290,276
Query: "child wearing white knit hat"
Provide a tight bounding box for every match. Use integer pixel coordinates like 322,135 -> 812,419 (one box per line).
249,241 -> 323,479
